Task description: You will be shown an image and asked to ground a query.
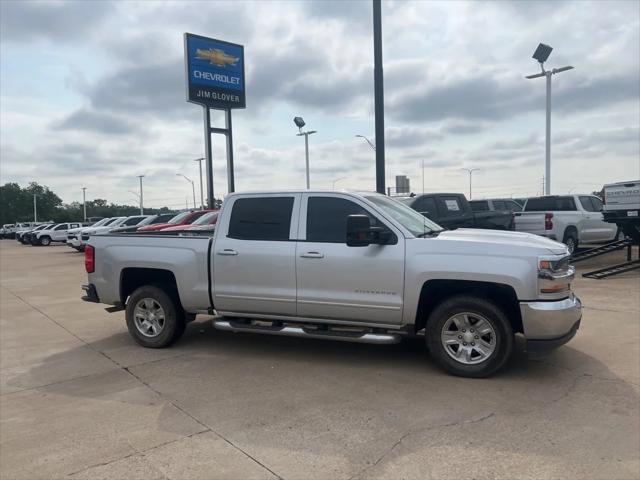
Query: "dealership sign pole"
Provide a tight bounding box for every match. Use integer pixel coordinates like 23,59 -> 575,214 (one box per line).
184,33 -> 245,208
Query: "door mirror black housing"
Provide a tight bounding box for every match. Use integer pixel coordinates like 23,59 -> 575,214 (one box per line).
346,215 -> 372,247
346,215 -> 396,247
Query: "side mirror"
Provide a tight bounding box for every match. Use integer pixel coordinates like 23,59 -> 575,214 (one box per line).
346,215 -> 372,247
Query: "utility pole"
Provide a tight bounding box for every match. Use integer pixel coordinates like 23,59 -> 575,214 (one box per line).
372,0 -> 386,194
81,187 -> 87,222
137,175 -> 144,214
461,168 -> 480,199
194,157 -> 205,209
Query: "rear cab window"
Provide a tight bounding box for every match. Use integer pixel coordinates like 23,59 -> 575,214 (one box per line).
228,197 -> 295,241
525,196 -> 576,211
469,200 -> 489,212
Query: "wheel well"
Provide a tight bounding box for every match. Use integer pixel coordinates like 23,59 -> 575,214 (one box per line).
414,279 -> 523,334
563,225 -> 578,241
120,268 -> 179,306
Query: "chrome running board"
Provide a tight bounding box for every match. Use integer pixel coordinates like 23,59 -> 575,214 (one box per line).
213,319 -> 401,345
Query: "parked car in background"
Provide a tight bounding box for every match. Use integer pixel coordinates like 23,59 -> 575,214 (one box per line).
108,213 -> 177,234
16,223 -> 52,243
470,199 -> 523,213
1,224 -> 15,239
25,223 -> 58,245
602,180 -> 640,241
33,222 -> 82,246
400,193 -> 514,231
84,190 -> 581,378
74,215 -> 150,250
514,195 -> 618,253
136,210 -> 213,232
67,217 -> 120,250
159,210 -> 219,234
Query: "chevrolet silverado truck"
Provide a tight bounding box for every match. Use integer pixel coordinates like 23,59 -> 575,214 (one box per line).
82,191 -> 581,377
515,195 -> 618,253
602,180 -> 640,241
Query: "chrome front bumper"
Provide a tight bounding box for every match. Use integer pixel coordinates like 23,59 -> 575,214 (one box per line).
520,294 -> 582,344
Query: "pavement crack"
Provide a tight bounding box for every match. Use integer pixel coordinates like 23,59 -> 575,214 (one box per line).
349,412 -> 495,480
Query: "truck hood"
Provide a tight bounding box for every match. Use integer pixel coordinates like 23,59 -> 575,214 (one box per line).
434,228 -> 568,255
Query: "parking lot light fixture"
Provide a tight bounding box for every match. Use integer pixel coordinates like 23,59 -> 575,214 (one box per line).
294,117 -> 316,189
355,134 -> 376,151
81,187 -> 87,222
137,175 -> 144,215
461,168 -> 480,199
177,173 -> 197,209
525,43 -> 574,195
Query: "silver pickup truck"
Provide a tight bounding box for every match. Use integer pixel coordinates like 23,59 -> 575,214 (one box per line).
82,190 -> 582,377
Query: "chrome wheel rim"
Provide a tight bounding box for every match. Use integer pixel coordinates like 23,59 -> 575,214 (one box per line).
133,298 -> 166,338
565,237 -> 575,254
441,312 -> 496,365
41,237 -> 50,245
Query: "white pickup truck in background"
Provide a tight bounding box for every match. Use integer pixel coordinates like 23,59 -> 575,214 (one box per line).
602,180 -> 640,241
514,195 -> 618,253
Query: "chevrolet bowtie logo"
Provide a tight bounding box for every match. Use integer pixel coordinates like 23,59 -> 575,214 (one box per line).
195,48 -> 239,67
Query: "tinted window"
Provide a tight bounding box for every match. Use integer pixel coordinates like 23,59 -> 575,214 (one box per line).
579,196 -> 596,212
590,197 -> 603,212
525,197 -> 576,211
414,196 -> 438,216
307,197 -> 378,243
437,196 -> 465,217
470,201 -> 489,212
493,200 -> 508,211
124,216 -> 146,226
228,197 -> 294,241
54,224 -> 67,230
506,200 -> 523,211
152,214 -> 176,224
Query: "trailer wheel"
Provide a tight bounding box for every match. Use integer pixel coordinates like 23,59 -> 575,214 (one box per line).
125,285 -> 185,348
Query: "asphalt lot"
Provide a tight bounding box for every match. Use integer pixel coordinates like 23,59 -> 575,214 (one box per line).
0,240 -> 638,480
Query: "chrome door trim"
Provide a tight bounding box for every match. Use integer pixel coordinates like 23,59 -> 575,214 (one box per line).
297,299 -> 400,311
215,294 -> 296,303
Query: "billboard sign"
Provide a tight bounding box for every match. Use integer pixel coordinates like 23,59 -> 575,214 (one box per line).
184,33 -> 245,109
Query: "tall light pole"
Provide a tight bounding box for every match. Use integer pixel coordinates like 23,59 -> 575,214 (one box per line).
194,157 -> 205,209
81,187 -> 87,222
525,43 -> 573,196
177,173 -> 197,209
293,116 -> 316,189
461,168 -> 480,199
33,194 -> 37,223
332,177 -> 347,190
355,134 -> 376,151
137,175 -> 144,215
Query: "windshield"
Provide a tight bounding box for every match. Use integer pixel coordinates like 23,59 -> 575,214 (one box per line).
168,211 -> 191,224
192,211 -> 218,225
90,218 -> 111,227
365,195 -> 444,236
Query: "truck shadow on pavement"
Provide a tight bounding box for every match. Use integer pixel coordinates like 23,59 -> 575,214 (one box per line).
9,317 -> 640,479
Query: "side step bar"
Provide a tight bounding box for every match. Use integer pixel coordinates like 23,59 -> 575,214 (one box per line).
213,319 -> 401,345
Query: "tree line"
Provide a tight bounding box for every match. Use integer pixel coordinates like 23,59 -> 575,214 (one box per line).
0,182 -> 173,225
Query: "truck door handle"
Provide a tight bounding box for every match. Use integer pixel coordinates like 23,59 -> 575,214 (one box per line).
217,249 -> 238,256
300,251 -> 324,258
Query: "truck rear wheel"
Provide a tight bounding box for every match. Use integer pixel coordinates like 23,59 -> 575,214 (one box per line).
426,295 -> 514,378
125,285 -> 186,348
562,229 -> 578,254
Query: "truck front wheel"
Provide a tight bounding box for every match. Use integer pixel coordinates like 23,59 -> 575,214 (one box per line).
426,295 -> 514,378
125,285 -> 186,348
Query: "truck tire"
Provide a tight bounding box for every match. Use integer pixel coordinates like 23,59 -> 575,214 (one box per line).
39,236 -> 51,246
562,229 -> 578,254
125,285 -> 186,348
426,295 -> 514,378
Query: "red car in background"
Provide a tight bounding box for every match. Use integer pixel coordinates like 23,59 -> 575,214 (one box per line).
160,210 -> 219,232
137,210 -> 214,232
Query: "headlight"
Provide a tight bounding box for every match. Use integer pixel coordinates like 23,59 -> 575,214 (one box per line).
538,255 -> 574,296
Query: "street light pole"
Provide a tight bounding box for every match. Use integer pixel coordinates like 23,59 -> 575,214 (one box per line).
461,168 -> 480,199
177,174 -> 197,209
194,157 -> 205,209
526,43 -> 573,195
33,194 -> 37,223
137,175 -> 144,215
293,117 -> 316,189
355,134 -> 376,151
81,187 -> 87,222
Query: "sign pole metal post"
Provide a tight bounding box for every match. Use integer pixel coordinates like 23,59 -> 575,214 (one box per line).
373,0 -> 386,195
225,109 -> 235,194
203,106 -> 215,209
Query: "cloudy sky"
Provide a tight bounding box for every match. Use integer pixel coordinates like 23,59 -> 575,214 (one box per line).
1,0 -> 638,209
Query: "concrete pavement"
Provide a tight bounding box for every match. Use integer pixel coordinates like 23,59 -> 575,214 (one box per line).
0,240 -> 638,479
